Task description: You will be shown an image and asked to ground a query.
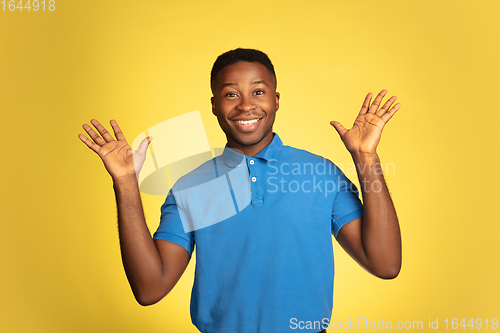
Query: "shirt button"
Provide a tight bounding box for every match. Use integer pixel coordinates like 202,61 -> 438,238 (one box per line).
249,160 -> 255,165
251,177 -> 257,182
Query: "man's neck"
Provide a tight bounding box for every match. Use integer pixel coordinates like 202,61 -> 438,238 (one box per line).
227,133 -> 274,157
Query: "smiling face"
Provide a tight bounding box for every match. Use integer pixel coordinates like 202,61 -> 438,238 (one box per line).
211,61 -> 280,156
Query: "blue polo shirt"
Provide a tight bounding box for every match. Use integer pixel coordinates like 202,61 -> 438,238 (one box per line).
153,133 -> 363,333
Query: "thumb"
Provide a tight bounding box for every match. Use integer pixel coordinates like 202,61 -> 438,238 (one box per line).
137,136 -> 153,154
330,121 -> 347,138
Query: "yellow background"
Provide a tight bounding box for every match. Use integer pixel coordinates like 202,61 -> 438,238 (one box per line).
1,0 -> 499,332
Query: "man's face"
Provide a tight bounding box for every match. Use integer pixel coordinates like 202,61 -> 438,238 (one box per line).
211,61 -> 280,153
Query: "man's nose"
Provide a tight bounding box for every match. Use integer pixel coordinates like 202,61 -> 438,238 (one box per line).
236,95 -> 255,112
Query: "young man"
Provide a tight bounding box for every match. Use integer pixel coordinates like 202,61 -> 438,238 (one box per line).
79,48 -> 401,333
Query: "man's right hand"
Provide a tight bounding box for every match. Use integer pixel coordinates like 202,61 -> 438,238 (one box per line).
78,119 -> 189,306
78,119 -> 152,182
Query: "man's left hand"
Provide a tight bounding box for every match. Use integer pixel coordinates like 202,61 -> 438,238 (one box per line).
330,90 -> 400,154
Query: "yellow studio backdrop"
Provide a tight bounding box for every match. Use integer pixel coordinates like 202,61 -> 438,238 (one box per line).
1,0 -> 498,332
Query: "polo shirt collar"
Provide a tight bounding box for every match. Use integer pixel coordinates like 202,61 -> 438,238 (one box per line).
255,132 -> 283,161
221,133 -> 283,168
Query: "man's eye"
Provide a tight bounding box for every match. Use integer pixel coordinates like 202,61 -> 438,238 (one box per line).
225,93 -> 238,97
254,90 -> 264,95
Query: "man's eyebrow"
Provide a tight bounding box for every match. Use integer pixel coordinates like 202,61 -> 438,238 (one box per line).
221,80 -> 269,89
252,80 -> 268,86
221,82 -> 237,88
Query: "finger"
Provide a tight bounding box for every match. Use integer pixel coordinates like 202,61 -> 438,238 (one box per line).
381,103 -> 401,123
91,119 -> 115,142
136,136 -> 153,155
82,123 -> 106,145
78,133 -> 100,153
110,119 -> 127,142
330,121 -> 348,138
359,92 -> 373,115
368,89 -> 388,114
376,95 -> 397,116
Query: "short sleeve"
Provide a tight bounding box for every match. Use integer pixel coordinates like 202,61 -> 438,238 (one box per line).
331,166 -> 364,239
153,190 -> 195,255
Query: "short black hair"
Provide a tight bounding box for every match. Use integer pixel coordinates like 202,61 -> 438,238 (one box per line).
210,48 -> 277,92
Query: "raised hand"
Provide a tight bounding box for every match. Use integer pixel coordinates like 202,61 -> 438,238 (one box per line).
78,119 -> 152,182
330,90 -> 400,155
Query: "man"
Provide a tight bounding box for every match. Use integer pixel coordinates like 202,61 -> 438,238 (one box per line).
78,48 -> 401,333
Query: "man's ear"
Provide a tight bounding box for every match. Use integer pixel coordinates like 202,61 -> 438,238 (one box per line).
275,92 -> 280,111
211,96 -> 216,116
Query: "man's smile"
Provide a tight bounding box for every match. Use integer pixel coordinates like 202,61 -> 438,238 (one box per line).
230,117 -> 263,132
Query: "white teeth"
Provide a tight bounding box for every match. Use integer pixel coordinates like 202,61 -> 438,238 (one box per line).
235,119 -> 259,125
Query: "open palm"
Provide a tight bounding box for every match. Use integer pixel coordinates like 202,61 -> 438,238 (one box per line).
78,119 -> 152,181
330,90 -> 400,154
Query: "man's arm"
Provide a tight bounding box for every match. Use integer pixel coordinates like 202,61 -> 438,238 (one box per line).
330,90 -> 402,279
113,175 -> 191,305
79,119 -> 190,305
